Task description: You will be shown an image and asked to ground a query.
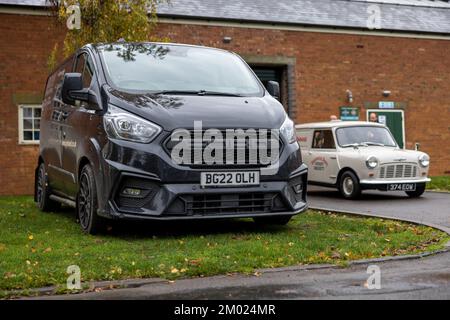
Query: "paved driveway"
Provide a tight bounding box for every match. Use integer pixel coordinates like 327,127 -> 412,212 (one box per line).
308,187 -> 450,233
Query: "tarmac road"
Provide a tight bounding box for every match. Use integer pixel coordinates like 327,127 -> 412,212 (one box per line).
308,187 -> 450,233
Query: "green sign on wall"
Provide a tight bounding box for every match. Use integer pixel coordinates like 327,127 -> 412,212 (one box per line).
340,106 -> 360,121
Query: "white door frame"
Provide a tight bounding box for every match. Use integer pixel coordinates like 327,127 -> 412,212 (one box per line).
366,109 -> 406,149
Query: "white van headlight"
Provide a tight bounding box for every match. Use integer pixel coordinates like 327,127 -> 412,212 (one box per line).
280,116 -> 296,144
418,154 -> 430,167
104,104 -> 162,143
366,156 -> 379,169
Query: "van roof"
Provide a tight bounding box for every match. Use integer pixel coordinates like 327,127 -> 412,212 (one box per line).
88,42 -> 231,55
295,121 -> 386,129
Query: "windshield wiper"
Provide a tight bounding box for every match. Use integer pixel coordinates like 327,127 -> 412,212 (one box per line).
363,142 -> 385,146
341,143 -> 368,148
153,90 -> 243,97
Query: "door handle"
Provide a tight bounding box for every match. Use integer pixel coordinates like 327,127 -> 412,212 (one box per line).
330,156 -> 337,160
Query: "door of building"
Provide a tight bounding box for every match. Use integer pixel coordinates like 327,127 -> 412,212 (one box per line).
251,66 -> 284,104
366,109 -> 405,149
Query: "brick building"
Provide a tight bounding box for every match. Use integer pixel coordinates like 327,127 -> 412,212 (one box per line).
0,0 -> 449,195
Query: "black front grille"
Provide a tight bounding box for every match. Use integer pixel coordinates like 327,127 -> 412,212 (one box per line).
174,192 -> 287,216
164,129 -> 283,168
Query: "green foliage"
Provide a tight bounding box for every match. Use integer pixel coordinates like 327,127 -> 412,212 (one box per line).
48,0 -> 164,60
427,176 -> 450,192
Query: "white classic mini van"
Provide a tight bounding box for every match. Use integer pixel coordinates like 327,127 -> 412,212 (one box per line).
296,121 -> 430,199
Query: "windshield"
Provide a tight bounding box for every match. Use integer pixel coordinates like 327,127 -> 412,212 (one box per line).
336,126 -> 397,147
99,43 -> 263,96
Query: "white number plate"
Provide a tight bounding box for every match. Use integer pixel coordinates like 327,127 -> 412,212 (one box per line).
388,183 -> 416,191
200,171 -> 260,187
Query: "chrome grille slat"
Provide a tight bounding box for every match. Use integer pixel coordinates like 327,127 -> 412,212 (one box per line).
379,164 -> 418,179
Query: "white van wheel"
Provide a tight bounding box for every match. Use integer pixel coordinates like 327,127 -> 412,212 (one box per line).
339,171 -> 361,199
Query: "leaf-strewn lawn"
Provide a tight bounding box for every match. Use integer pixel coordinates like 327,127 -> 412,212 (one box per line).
427,176 -> 450,192
0,196 -> 448,297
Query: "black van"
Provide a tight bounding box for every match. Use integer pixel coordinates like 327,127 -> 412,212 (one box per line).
35,42 -> 308,234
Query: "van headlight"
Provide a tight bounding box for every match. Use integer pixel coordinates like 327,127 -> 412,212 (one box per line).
366,156 -> 379,169
418,154 -> 430,167
104,104 -> 162,143
280,116 -> 296,144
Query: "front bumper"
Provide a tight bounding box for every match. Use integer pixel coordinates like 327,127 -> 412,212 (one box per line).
360,177 -> 430,190
96,136 -> 308,220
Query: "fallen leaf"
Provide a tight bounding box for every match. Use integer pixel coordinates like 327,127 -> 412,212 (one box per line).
331,251 -> 341,259
28,235 -> 34,240
189,259 -> 202,266
4,272 -> 16,279
44,247 -> 52,253
171,267 -> 179,274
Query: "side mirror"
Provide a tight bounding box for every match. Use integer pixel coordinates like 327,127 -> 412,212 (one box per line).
267,81 -> 280,100
61,73 -> 83,105
61,73 -> 101,110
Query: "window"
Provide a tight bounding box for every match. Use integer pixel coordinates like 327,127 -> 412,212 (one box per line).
74,53 -> 93,89
100,43 -> 263,96
311,130 -> 335,149
18,105 -> 41,144
335,126 -> 397,147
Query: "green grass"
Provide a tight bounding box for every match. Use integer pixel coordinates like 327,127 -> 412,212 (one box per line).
0,196 -> 448,297
427,176 -> 450,192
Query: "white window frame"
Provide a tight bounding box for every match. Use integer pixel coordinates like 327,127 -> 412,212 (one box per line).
18,104 -> 42,145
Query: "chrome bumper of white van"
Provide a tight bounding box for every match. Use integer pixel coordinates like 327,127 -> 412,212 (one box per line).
360,178 -> 430,184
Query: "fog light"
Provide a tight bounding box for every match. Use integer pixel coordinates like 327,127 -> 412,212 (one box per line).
293,183 -> 303,194
122,188 -> 142,197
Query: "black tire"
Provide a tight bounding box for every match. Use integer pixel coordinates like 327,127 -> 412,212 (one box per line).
253,215 -> 292,225
405,183 -> 426,198
77,164 -> 104,234
35,163 -> 61,212
339,171 -> 361,199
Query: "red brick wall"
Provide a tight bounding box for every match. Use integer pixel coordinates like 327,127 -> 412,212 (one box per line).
0,13 -> 449,195
0,13 -> 64,195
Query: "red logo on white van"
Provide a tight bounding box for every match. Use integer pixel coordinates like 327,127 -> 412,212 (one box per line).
311,156 -> 328,171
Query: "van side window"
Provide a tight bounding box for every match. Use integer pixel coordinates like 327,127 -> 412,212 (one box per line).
312,130 -> 335,149
74,53 -> 86,74
74,53 -> 93,89
54,57 -> 75,101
